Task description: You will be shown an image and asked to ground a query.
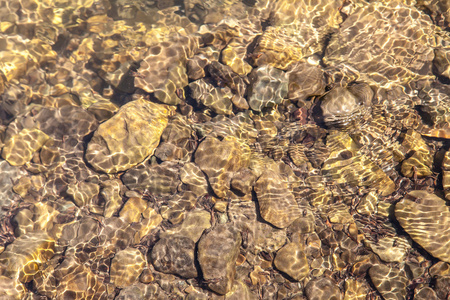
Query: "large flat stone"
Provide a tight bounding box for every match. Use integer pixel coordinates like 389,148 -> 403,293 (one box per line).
85,98 -> 174,173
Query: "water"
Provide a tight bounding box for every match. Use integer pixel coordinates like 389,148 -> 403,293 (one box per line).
0,0 -> 450,299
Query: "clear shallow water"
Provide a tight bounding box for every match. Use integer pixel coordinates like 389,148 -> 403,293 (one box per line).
1,0 -> 450,299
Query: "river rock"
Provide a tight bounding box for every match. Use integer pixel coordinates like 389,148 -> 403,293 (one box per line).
254,170 -> 301,228
53,256 -> 107,299
305,277 -> 342,300
324,1 -> 435,87
274,242 -> 309,281
122,161 -> 182,196
189,79 -> 233,115
134,35 -> 199,105
414,287 -> 439,300
101,179 -> 123,218
0,161 -> 26,218
0,231 -> 55,283
119,197 -> 147,224
198,224 -> 242,294
1,128 -> 49,166
151,236 -> 198,279
0,276 -> 25,300
179,162 -> 209,197
66,181 -> 100,208
195,136 -> 251,198
368,265 -> 408,300
161,209 -> 211,242
395,190 -> 450,263
111,248 -> 146,288
247,65 -> 288,111
85,98 -> 174,173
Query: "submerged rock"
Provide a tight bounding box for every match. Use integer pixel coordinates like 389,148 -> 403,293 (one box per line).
274,242 -> 309,281
85,98 -> 174,173
324,1 -> 435,87
134,35 -> 199,105
369,265 -> 408,300
189,79 -> 233,115
198,224 -> 241,294
395,190 -> 450,263
0,231 -> 55,283
247,65 -> 289,111
195,136 -> 251,198
305,277 -> 342,300
1,128 -> 49,166
254,170 -> 300,228
151,236 -> 198,279
111,248 -> 146,288
53,256 -> 107,299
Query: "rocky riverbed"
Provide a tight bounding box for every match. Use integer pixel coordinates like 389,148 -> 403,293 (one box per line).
1,0 -> 450,299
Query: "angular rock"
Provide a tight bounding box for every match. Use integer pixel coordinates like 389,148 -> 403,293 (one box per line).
368,265 -> 408,300
305,277 -> 342,300
274,242 -> 309,281
189,79 -> 233,115
324,1 -> 435,86
247,65 -> 288,112
0,231 -> 55,283
161,209 -> 211,243
230,168 -> 257,195
122,161 -> 182,196
198,224 -> 241,294
54,256 -> 107,299
85,98 -> 174,173
395,190 -> 450,263
135,35 -> 199,105
111,248 -> 146,288
0,276 -> 26,300
1,128 -> 49,166
195,136 -> 251,198
254,170 -> 300,228
119,197 -> 147,224
151,236 -> 197,279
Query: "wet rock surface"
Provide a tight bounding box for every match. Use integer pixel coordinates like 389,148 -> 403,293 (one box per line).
85,98 -> 174,173
395,190 -> 450,263
111,248 -> 146,288
274,242 -> 309,281
150,236 -> 198,278
2,0 -> 450,298
197,224 -> 241,294
369,265 -> 408,300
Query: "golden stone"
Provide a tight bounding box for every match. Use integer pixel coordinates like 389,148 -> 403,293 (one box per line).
0,231 -> 55,283
1,128 -> 49,166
